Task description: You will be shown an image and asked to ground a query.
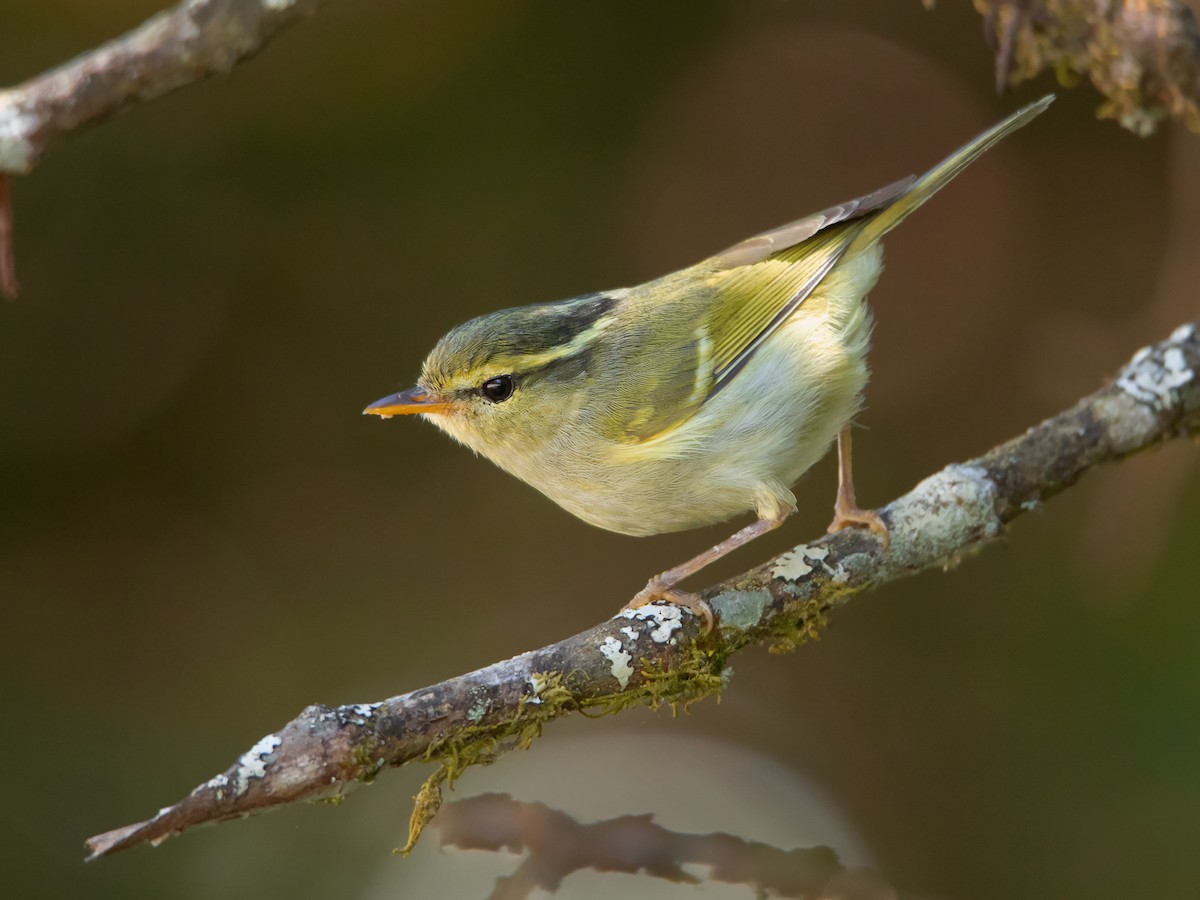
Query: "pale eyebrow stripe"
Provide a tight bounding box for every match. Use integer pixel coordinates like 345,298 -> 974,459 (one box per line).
505,311 -> 615,373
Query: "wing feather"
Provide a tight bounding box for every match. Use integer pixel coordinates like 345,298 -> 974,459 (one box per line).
701,177 -> 914,395
615,95 -> 1054,446
617,177 -> 914,444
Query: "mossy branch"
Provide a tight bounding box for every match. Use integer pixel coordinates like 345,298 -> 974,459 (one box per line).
968,0 -> 1200,134
84,320 -> 1200,861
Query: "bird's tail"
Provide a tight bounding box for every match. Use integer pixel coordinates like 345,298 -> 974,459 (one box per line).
848,94 -> 1054,254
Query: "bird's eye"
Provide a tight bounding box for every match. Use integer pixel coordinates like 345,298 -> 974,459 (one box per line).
481,375 -> 515,403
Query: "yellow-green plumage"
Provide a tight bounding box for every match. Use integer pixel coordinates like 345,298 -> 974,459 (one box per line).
373,97 -> 1052,548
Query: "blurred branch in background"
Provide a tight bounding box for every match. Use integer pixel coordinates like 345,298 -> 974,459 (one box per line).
0,0 -> 325,296
0,4 -> 1197,299
432,792 -> 898,900
85,320 -> 1199,862
971,0 -> 1200,133
0,175 -> 15,297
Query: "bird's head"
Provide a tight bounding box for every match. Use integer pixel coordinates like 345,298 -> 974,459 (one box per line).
363,292 -> 619,459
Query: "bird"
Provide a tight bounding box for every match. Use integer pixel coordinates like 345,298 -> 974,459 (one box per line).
364,95 -> 1053,631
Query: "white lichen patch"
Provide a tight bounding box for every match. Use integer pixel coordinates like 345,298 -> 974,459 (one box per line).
1117,328 -> 1195,411
833,551 -> 872,584
619,626 -> 639,641
234,733 -> 282,796
1165,347 -> 1191,380
617,603 -> 685,643
599,636 -> 634,688
200,772 -> 231,801
526,672 -> 552,704
338,702 -> 382,726
887,465 -> 1001,563
466,692 -> 491,722
772,544 -> 832,581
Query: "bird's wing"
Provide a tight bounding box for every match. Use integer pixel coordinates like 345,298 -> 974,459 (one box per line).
712,177 -> 914,270
703,176 -> 913,393
619,177 -> 912,444
617,94 -> 1057,446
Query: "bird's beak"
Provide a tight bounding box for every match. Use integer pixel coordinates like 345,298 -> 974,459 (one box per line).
362,386 -> 451,418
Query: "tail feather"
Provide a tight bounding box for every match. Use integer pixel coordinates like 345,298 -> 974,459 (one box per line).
849,94 -> 1054,253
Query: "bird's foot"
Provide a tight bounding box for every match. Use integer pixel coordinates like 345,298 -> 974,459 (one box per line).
623,579 -> 714,633
827,504 -> 891,549
829,427 -> 889,548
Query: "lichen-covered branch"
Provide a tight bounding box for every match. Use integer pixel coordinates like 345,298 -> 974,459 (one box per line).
971,0 -> 1200,134
83,321 -> 1199,861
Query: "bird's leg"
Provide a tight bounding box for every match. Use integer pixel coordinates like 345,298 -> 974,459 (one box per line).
827,427 -> 890,546
623,514 -> 789,632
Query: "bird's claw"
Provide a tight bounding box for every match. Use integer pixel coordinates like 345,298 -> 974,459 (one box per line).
622,581 -> 715,633
827,506 -> 891,549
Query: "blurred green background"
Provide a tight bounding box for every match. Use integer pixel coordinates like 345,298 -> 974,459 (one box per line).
2,2 -> 1198,898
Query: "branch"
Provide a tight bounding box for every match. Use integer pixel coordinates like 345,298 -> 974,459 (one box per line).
0,0 -> 325,297
432,793 -> 895,899
969,0 -> 1200,134
83,320 -> 1200,861
0,0 -> 323,176
0,175 -> 16,298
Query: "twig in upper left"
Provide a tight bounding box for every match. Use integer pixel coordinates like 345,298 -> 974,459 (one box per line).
0,175 -> 17,299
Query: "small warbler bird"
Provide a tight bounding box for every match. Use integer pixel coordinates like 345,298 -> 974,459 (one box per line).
366,95 -> 1053,631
